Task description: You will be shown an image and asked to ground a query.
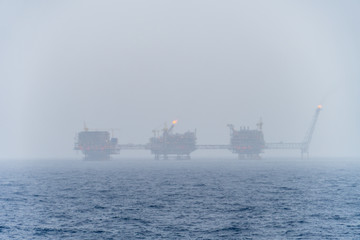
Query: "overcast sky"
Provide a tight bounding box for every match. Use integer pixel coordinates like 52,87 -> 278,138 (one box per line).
0,0 -> 359,159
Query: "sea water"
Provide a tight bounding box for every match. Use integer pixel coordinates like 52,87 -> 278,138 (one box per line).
1,157 -> 360,239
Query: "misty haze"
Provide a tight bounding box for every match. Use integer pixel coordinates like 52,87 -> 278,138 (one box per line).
1,0 -> 360,239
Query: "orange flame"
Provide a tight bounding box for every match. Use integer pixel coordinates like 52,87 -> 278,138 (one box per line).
318,105 -> 322,109
172,120 -> 178,124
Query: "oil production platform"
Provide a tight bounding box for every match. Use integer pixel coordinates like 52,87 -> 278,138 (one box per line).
74,125 -> 120,160
74,105 -> 322,160
149,120 -> 197,160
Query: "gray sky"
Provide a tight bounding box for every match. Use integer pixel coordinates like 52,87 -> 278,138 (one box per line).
0,0 -> 359,159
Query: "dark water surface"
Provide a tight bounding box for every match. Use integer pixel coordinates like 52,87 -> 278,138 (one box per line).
1,157 -> 360,239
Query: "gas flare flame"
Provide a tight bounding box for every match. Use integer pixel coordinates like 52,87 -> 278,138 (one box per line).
172,120 -> 178,125
317,105 -> 322,109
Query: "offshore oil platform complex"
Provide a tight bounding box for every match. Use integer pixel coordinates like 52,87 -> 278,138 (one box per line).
74,105 -> 322,160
